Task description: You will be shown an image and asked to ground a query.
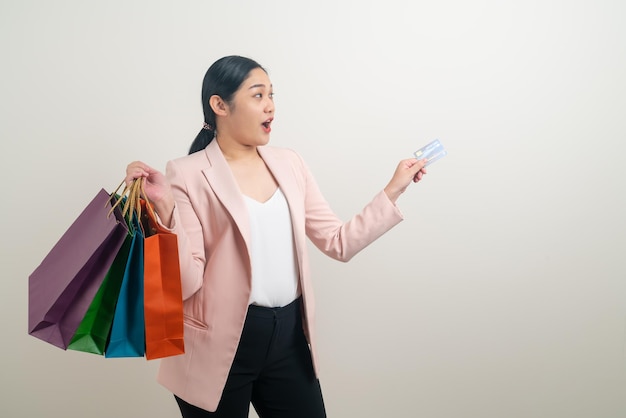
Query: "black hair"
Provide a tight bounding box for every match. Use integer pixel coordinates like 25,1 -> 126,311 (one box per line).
188,55 -> 266,154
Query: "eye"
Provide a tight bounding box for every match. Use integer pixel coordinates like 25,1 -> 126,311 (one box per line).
253,92 -> 274,100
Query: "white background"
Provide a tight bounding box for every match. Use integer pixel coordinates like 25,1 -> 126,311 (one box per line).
1,1 -> 625,417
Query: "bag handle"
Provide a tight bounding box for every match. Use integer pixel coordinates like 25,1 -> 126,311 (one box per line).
106,180 -> 128,217
107,179 -> 145,234
138,178 -> 159,223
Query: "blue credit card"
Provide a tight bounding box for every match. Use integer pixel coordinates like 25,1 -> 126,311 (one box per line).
414,139 -> 447,166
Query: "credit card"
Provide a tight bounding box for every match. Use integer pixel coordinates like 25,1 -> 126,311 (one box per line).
414,139 -> 447,166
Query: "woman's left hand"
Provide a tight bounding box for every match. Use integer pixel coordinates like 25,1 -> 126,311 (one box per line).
383,158 -> 428,203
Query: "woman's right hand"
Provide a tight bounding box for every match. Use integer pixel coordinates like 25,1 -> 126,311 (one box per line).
125,161 -> 175,226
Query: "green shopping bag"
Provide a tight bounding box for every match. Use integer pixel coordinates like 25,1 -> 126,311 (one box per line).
66,233 -> 132,354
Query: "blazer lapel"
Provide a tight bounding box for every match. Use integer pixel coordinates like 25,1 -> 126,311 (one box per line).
258,146 -> 303,219
258,146 -> 306,274
201,140 -> 251,250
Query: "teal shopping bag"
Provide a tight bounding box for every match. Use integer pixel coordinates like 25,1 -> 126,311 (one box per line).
105,214 -> 145,358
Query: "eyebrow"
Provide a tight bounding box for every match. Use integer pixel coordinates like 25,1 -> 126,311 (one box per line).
248,83 -> 273,90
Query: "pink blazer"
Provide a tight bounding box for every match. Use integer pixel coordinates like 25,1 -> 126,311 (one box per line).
157,139 -> 403,412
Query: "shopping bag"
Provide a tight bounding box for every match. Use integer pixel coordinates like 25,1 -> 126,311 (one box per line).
140,196 -> 185,360
28,189 -> 128,349
105,213 -> 145,358
67,231 -> 132,355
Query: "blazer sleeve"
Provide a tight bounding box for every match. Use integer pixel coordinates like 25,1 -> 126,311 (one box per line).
162,159 -> 206,300
295,152 -> 404,262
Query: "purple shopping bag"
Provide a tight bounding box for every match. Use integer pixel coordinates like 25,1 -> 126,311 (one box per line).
28,189 -> 129,349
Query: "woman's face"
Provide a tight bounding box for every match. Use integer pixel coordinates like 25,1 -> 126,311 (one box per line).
221,67 -> 275,146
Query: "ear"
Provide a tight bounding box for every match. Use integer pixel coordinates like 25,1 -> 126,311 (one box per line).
209,95 -> 228,116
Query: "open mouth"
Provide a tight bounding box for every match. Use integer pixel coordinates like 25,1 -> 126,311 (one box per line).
262,119 -> 273,132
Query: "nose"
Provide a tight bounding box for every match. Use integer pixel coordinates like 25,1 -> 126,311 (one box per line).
265,97 -> 274,113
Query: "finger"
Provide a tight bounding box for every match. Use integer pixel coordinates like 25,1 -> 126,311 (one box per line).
408,159 -> 427,174
125,169 -> 146,181
127,162 -> 152,176
405,158 -> 419,167
414,167 -> 428,182
125,166 -> 150,187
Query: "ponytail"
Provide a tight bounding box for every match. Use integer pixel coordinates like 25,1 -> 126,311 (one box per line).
188,126 -> 215,155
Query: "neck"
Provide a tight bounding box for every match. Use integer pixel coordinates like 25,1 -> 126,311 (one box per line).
216,136 -> 259,161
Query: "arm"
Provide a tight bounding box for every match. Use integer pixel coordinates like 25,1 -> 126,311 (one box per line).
299,155 -> 427,262
163,159 -> 206,300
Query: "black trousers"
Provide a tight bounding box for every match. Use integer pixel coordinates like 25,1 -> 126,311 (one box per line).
175,297 -> 327,418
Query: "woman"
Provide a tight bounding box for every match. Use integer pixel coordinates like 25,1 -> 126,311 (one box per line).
125,55 -> 427,418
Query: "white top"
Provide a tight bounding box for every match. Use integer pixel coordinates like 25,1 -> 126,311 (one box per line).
244,188 -> 300,308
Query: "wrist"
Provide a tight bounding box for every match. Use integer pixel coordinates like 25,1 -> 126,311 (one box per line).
152,194 -> 175,223
384,186 -> 402,204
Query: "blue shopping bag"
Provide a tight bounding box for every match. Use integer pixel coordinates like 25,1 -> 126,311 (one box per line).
105,214 -> 145,358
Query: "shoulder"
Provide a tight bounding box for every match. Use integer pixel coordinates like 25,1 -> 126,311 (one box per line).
166,148 -> 210,174
169,149 -> 209,167
163,150 -> 211,189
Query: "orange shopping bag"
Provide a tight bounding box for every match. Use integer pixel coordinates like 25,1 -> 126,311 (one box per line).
137,180 -> 185,360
